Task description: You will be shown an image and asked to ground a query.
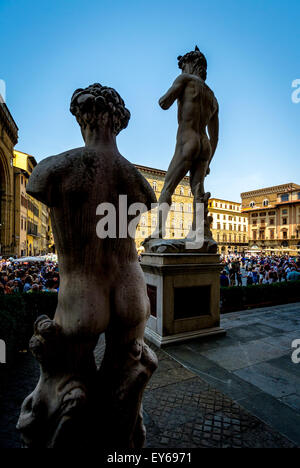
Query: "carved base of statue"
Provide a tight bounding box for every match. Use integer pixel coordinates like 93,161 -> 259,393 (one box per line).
17,316 -> 157,448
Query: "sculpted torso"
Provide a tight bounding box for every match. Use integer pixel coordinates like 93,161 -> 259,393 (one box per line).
177,73 -> 218,142
27,146 -> 155,338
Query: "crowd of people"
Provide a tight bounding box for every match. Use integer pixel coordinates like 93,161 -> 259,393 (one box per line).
220,254 -> 300,287
1,253 -> 300,294
0,257 -> 59,295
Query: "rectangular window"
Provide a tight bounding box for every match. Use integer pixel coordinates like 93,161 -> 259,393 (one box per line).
281,194 -> 289,202
269,218 -> 274,225
259,230 -> 265,240
283,218 -> 287,225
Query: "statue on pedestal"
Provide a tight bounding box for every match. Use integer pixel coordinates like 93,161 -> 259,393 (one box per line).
17,84 -> 158,448
143,47 -> 219,253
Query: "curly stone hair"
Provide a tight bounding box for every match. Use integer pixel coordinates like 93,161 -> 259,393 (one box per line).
177,46 -> 207,81
70,83 -> 130,135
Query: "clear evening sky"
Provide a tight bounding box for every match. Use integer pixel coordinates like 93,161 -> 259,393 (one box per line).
1,0 -> 299,201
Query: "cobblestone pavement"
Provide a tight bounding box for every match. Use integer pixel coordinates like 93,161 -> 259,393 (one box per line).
0,332 -> 297,448
165,302 -> 300,446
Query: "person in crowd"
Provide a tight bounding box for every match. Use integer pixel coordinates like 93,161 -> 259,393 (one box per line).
287,267 -> 300,282
220,270 -> 230,287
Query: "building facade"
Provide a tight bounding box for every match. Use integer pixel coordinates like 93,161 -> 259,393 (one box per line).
241,183 -> 300,256
13,150 -> 50,256
208,198 -> 248,254
0,99 -> 18,255
135,165 -> 194,248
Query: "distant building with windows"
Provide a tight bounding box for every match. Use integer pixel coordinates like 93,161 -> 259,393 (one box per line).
241,183 -> 300,255
13,150 -> 51,256
208,198 -> 248,254
135,165 -> 193,248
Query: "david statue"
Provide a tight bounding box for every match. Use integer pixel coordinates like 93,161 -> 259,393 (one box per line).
143,46 -> 219,253
17,84 -> 158,448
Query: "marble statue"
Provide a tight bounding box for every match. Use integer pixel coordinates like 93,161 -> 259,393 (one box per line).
17,83 -> 158,448
143,47 -> 219,253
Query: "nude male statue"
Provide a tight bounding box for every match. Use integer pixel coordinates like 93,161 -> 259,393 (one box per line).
151,46 -> 219,239
17,84 -> 157,448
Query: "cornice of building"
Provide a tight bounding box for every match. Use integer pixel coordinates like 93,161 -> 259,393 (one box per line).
210,197 -> 241,205
135,164 -> 190,182
0,103 -> 18,145
241,183 -> 300,199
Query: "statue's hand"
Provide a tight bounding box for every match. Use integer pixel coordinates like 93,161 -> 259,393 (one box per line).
206,167 -> 211,176
158,97 -> 168,110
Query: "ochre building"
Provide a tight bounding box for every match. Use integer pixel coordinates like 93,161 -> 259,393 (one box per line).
0,99 -> 18,256
135,165 -> 194,248
13,150 -> 50,256
241,183 -> 300,256
208,198 -> 248,255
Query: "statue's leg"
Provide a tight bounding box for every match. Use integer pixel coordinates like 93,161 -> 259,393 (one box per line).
98,263 -> 158,448
153,151 -> 191,238
190,157 -> 210,231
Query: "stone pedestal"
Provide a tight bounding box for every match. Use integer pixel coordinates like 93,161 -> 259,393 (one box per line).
141,253 -> 226,347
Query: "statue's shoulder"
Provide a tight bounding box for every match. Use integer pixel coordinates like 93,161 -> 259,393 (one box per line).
35,147 -> 86,174
27,147 -> 86,206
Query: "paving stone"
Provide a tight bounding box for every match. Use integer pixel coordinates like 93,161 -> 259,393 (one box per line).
234,362 -> 300,399
200,339 -> 289,371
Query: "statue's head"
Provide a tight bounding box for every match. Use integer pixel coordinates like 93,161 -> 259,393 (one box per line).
177,46 -> 207,81
70,83 -> 130,137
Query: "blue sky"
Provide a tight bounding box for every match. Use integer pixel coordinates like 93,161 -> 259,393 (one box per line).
1,0 -> 299,201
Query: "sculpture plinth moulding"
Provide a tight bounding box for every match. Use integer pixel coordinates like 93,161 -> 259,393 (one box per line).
142,46 -> 219,254
17,84 -> 158,448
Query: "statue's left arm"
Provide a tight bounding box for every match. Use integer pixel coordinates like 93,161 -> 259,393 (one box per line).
159,75 -> 186,110
129,166 -> 157,211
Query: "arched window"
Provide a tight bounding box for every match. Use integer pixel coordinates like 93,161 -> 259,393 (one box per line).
141,216 -> 146,226
250,201 -> 255,208
263,199 -> 269,207
152,181 -> 157,191
180,203 -> 184,212
180,186 -> 184,195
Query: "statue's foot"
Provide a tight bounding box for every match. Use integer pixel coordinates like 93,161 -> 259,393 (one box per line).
142,230 -> 163,246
